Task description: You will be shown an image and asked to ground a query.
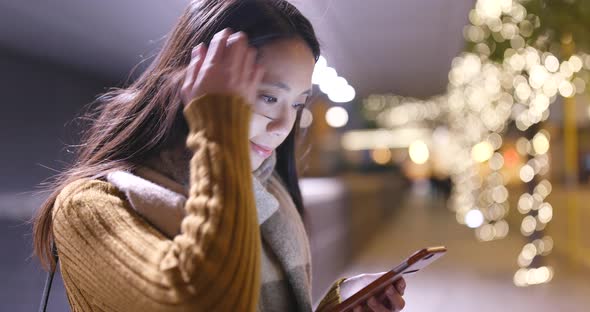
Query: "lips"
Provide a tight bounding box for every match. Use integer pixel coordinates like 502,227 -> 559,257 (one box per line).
250,141 -> 273,158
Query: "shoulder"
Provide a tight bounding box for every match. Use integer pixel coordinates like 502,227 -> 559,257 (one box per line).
52,178 -> 129,226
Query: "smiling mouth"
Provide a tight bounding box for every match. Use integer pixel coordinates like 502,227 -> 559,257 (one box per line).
250,141 -> 274,158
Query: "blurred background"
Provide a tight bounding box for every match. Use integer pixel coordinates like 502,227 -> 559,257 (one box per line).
2,0 -> 590,311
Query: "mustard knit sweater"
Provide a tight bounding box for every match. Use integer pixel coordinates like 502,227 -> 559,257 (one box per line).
51,94 -> 342,311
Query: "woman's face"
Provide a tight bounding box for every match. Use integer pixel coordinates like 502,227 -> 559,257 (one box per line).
248,38 -> 315,171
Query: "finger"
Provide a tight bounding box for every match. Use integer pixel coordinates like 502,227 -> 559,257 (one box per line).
246,64 -> 264,104
250,63 -> 265,87
203,28 -> 231,65
385,286 -> 406,311
367,297 -> 389,312
190,44 -> 207,79
182,44 -> 206,94
394,278 -> 406,296
241,46 -> 257,83
191,43 -> 202,58
225,32 -> 248,73
353,306 -> 363,312
377,291 -> 392,310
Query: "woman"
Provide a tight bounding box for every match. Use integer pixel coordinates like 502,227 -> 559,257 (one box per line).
32,0 -> 406,311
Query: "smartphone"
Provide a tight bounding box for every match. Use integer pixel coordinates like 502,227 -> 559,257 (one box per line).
330,246 -> 447,312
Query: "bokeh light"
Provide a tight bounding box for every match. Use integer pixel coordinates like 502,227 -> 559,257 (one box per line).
325,106 -> 349,128
408,140 -> 430,164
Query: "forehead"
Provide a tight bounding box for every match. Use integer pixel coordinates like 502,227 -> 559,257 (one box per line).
257,38 -> 315,90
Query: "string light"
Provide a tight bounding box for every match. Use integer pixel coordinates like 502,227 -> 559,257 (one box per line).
408,140 -> 430,164
358,0 -> 590,286
371,148 -> 392,165
325,106 -> 349,128
313,55 -> 356,103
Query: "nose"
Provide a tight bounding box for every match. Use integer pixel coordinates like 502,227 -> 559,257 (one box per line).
266,106 -> 298,137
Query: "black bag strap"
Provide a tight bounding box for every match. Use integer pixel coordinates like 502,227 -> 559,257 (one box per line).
38,241 -> 59,312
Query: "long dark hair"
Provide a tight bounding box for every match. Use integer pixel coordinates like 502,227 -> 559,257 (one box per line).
32,0 -> 320,271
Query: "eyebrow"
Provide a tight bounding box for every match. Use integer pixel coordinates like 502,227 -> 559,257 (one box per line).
263,81 -> 312,96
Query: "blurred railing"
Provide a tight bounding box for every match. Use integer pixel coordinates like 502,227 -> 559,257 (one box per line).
301,173 -> 408,304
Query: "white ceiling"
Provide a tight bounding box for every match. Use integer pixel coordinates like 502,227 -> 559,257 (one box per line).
0,0 -> 474,98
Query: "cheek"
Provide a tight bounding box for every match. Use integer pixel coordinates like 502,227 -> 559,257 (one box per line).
248,113 -> 269,139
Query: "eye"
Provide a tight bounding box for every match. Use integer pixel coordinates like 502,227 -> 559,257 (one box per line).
292,103 -> 307,110
260,94 -> 278,104
293,96 -> 309,110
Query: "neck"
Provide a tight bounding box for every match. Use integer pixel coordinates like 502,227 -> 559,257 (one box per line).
141,143 -> 277,191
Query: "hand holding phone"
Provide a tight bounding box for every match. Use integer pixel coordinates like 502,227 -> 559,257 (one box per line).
331,246 -> 447,312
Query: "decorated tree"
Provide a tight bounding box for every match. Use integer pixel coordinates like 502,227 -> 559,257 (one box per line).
361,0 -> 590,286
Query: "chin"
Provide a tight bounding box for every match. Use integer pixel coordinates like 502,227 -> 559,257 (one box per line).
250,155 -> 264,172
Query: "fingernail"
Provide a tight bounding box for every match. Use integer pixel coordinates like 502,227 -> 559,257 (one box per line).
397,280 -> 406,295
386,287 -> 395,296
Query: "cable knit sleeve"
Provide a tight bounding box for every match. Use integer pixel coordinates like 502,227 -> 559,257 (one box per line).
52,94 -> 261,311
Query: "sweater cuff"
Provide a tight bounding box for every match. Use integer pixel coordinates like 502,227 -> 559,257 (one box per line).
315,277 -> 348,312
183,93 -> 252,142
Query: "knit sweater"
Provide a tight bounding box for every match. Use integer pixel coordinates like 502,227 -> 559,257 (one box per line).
51,94 -> 344,311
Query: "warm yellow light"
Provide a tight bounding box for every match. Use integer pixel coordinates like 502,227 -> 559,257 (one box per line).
560,61 -> 574,78
535,179 -> 552,198
518,194 -> 533,214
408,140 -> 430,164
471,141 -> 494,163
341,128 -> 430,151
531,94 -> 550,114
476,0 -> 511,19
371,148 -> 392,165
529,65 -> 549,89
494,220 -> 509,238
489,153 -> 504,170
569,55 -> 583,72
465,209 -> 484,228
514,266 -> 554,287
476,224 -> 496,241
300,108 -> 313,128
538,203 -> 553,223
515,83 -> 531,100
492,186 -> 508,203
521,215 -> 536,236
584,54 -> 590,70
542,77 -> 559,96
325,106 -> 348,128
511,36 -> 525,50
519,164 -> 535,182
558,81 -> 575,98
532,132 -> 550,154
520,20 -> 534,37
541,236 -> 554,255
516,137 -> 530,155
544,55 -> 559,72
509,54 -> 526,71
514,269 -> 528,286
521,243 -> 537,260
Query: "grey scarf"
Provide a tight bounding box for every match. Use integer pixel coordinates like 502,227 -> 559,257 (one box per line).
105,148 -> 313,311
